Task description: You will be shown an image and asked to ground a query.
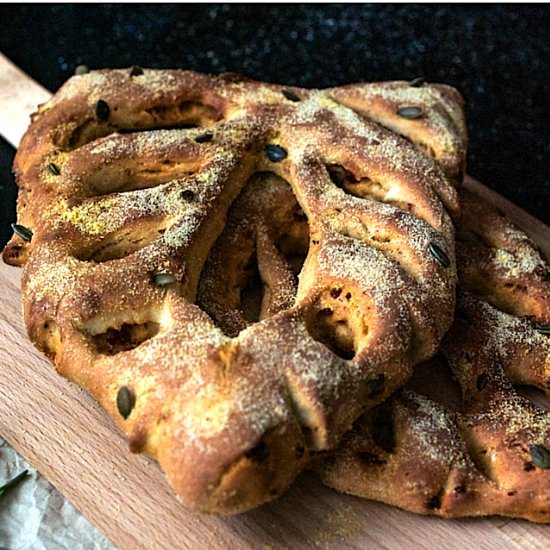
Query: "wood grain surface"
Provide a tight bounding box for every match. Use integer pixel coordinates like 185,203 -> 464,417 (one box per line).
1,51 -> 549,549
0,53 -> 50,147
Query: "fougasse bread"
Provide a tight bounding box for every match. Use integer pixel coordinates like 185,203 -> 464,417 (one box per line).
316,187 -> 550,523
2,69 -> 466,514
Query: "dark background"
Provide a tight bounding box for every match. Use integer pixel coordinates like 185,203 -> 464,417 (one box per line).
1,4 -> 549,247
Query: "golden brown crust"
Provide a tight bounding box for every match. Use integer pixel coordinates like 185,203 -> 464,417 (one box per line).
456,188 -> 550,321
329,80 -> 467,183
2,69 -> 465,514
316,190 -> 550,523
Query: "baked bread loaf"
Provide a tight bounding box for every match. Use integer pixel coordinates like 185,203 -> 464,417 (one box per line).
316,188 -> 550,522
2,69 -> 465,514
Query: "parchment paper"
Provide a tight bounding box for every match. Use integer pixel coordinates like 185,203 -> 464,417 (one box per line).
0,437 -> 115,550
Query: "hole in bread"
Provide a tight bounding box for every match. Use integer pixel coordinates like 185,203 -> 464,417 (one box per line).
36,320 -> 61,361
80,308 -> 164,355
275,200 -> 309,275
75,217 -> 169,262
60,101 -> 223,150
74,217 -> 170,263
144,101 -> 222,126
426,492 -> 443,510
326,163 -> 435,228
197,172 -> 309,335
304,289 -> 363,360
407,354 -> 462,413
89,321 -> 160,355
245,441 -> 269,464
513,385 -> 550,412
458,428 -> 496,482
2,243 -> 27,266
197,225 -> 260,337
84,160 -> 201,196
240,253 -> 264,323
357,451 -> 387,466
371,402 -> 395,453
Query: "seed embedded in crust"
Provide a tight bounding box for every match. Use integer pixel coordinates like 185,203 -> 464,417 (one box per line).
130,65 -> 144,77
74,64 -> 89,76
265,144 -> 287,162
47,162 -> 60,175
428,242 -> 450,268
397,106 -> 424,119
409,76 -> 425,87
282,89 -> 301,102
529,444 -> 550,469
152,272 -> 178,287
535,323 -> 550,335
95,99 -> 110,121
11,223 -> 33,242
116,386 -> 135,419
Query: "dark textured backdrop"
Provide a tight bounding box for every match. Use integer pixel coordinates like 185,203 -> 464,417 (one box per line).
1,4 -> 549,247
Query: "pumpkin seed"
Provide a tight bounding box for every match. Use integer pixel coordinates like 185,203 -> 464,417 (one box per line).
429,242 -> 450,268
535,323 -> 550,335
152,273 -> 178,287
116,386 -> 135,419
397,106 -> 424,119
95,99 -> 110,121
130,65 -> 144,77
529,444 -> 550,469
47,162 -> 60,175
282,89 -> 301,102
11,223 -> 33,242
74,64 -> 89,76
265,144 -> 287,162
409,76 -> 425,87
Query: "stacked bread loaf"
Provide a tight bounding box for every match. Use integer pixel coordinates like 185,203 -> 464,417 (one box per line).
4,69 -> 549,521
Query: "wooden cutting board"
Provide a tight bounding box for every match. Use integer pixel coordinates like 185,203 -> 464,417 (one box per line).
1,53 -> 550,549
